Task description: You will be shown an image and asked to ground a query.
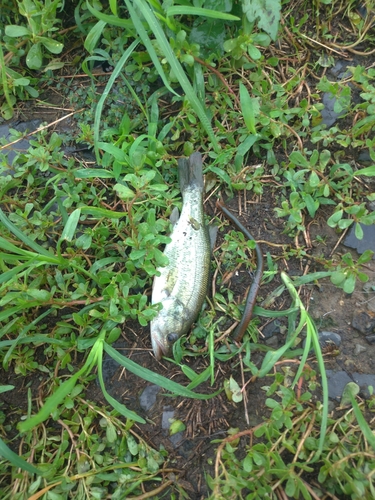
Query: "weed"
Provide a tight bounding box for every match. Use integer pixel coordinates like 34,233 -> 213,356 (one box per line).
1,0 -> 375,497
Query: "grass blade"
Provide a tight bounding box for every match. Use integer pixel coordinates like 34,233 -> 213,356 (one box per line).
131,0 -> 219,152
60,208 -> 81,242
104,343 -> 221,399
94,39 -> 139,162
0,437 -> 41,475
166,6 -> 240,21
0,207 -> 56,258
240,82 -> 256,134
350,393 -> 375,451
97,347 -> 146,423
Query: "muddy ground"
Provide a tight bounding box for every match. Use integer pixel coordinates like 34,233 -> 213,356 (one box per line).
1,51 -> 375,498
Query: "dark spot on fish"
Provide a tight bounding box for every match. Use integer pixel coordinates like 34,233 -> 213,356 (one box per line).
167,333 -> 179,343
188,216 -> 201,230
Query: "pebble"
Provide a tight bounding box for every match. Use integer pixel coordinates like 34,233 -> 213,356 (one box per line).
354,344 -> 367,355
262,320 -> 281,339
318,331 -> 341,347
326,370 -> 352,400
352,310 -> 375,335
139,384 -> 161,411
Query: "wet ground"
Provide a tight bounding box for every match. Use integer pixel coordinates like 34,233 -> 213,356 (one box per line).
1,56 -> 375,497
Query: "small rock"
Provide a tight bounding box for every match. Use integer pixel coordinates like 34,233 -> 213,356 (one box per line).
366,335 -> 375,345
352,310 -> 375,335
352,373 -> 375,397
318,331 -> 342,348
326,370 -> 352,400
139,384 -> 161,411
354,344 -> 367,355
344,223 -> 375,257
264,335 -> 279,348
262,320 -> 281,339
303,331 -> 341,352
161,407 -> 175,430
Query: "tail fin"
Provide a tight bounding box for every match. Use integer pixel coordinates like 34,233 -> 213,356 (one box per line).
178,152 -> 204,193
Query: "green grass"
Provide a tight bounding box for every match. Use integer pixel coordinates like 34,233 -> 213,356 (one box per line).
1,0 -> 375,498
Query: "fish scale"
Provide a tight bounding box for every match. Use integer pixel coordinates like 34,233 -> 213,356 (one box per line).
151,152 -> 211,360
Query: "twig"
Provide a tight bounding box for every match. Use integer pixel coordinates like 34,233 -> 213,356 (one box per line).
0,109 -> 85,151
194,56 -> 240,106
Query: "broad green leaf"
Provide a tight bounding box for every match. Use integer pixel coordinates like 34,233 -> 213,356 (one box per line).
13,77 -> 30,86
43,60 -> 65,72
84,20 -> 107,53
75,168 -> 115,178
343,274 -> 356,294
169,419 -> 186,435
358,249 -> 374,264
190,19 -> 226,57
97,142 -> 128,162
61,208 -> 81,241
305,194 -> 319,217
242,0 -> 281,40
5,25 -> 31,37
330,270 -> 346,286
354,222 -> 364,240
355,165 -> 375,176
39,37 -> 63,54
327,209 -> 343,227
113,183 -> 135,200
229,376 -> 243,403
240,83 -> 256,134
337,218 -> 353,230
80,206 -> 125,219
289,150 -> 310,167
0,385 -> 14,393
26,43 -> 43,70
248,43 -> 262,60
309,171 -> 320,187
341,382 -> 359,406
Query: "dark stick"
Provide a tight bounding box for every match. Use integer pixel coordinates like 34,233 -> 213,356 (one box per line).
217,200 -> 264,342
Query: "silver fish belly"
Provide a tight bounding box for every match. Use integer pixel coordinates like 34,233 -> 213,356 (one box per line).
151,152 -> 211,360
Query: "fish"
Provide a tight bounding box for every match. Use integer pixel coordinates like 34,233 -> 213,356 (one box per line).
151,152 -> 211,360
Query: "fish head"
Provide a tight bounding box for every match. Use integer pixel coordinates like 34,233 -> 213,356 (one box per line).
151,328 -> 179,360
150,298 -> 185,360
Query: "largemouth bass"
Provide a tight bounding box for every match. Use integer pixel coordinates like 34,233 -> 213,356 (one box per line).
151,152 -> 211,360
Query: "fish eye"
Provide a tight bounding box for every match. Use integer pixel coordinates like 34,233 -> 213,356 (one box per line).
167,333 -> 179,343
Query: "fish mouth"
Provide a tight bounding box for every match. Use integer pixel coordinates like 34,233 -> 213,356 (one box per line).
152,336 -> 168,361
